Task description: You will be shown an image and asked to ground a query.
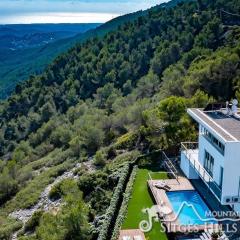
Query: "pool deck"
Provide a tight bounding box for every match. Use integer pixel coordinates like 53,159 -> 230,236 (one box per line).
148,177 -> 220,233
118,229 -> 146,240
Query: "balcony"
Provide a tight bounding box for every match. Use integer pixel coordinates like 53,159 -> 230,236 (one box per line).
181,142 -> 222,201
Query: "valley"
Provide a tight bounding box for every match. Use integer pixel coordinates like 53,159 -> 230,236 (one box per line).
0,24 -> 101,51
0,24 -> 101,98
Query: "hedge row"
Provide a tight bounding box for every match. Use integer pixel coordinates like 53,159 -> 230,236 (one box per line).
111,165 -> 138,240
97,163 -> 131,240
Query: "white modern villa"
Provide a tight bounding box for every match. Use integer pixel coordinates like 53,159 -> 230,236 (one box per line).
181,102 -> 240,213
120,102 -> 240,240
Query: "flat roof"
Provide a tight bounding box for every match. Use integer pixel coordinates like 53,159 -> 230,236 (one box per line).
188,108 -> 240,142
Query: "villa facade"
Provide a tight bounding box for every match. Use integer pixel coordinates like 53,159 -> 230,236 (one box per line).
180,108 -> 240,212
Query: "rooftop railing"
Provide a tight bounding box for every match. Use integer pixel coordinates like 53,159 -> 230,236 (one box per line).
181,142 -> 222,201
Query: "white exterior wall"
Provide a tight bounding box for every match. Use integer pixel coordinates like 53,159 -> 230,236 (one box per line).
198,133 -> 225,187
180,152 -> 199,179
222,142 -> 240,212
180,122 -> 240,211
198,129 -> 240,212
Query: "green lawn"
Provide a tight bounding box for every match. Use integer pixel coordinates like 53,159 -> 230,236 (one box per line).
149,171 -> 168,180
122,168 -> 168,240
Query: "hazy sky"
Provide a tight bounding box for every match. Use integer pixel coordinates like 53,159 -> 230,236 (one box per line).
0,0 -> 169,24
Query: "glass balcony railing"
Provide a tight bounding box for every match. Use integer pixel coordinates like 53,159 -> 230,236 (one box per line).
181,142 -> 222,201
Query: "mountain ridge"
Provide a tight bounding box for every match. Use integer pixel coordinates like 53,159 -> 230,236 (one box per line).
0,0 -> 190,98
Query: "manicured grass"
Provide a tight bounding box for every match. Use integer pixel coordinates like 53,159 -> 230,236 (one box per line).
150,171 -> 168,180
122,168 -> 168,240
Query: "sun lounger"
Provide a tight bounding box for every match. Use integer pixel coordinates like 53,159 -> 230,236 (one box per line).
154,183 -> 171,191
163,185 -> 171,191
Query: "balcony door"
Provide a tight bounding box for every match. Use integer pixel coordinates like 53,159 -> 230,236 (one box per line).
204,151 -> 214,177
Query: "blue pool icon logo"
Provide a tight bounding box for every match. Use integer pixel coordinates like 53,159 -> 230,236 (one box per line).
139,202 -> 240,234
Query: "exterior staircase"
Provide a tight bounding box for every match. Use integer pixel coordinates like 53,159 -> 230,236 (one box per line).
161,152 -> 181,181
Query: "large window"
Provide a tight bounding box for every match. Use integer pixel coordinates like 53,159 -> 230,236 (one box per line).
201,127 -> 225,155
204,151 -> 214,177
219,167 -> 224,189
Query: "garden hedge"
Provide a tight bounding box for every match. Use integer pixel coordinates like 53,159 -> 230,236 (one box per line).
111,166 -> 138,240
97,163 -> 131,240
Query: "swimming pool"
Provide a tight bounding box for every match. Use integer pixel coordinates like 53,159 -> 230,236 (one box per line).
166,190 -> 217,225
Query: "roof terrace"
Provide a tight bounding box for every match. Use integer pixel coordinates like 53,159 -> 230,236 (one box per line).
188,108 -> 240,142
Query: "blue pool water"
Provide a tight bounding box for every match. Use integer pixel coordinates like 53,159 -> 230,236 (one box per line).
166,190 -> 217,225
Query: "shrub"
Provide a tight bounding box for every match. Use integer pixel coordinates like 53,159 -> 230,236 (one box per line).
0,167 -> 18,204
106,146 -> 117,159
24,210 -> 43,232
111,166 -> 137,240
108,150 -> 140,170
19,236 -> 37,240
36,189 -> 90,240
73,165 -> 88,176
48,183 -> 62,201
0,218 -> 22,240
49,178 -> 78,200
3,160 -> 74,213
78,170 -> 112,197
115,132 -> 138,150
94,150 -> 106,167
97,164 -> 130,240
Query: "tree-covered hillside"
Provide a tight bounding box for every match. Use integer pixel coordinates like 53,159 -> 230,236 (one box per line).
0,0 -> 184,99
0,0 -> 240,239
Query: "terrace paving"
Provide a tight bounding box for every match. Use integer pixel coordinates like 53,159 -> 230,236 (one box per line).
119,229 -> 146,240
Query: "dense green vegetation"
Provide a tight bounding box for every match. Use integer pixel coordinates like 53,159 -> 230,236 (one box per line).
0,0 -> 170,99
0,0 -> 240,239
0,0 -> 188,99
0,11 -> 144,98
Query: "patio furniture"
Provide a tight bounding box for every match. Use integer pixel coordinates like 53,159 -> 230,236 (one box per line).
163,185 -> 171,191
154,183 -> 171,191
